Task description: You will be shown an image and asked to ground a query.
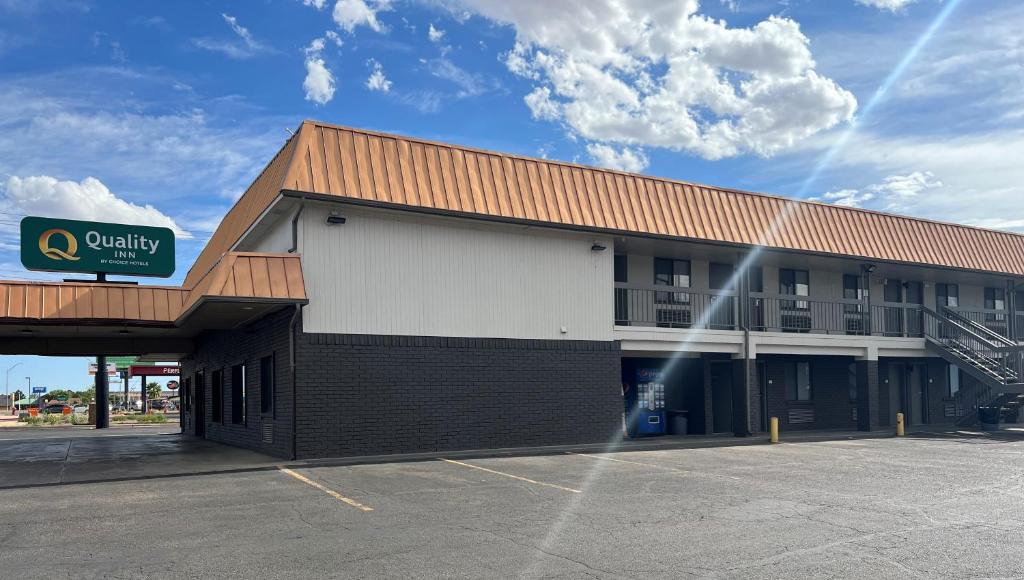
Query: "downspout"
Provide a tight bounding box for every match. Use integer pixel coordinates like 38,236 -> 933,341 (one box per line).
289,302 -> 302,460
289,202 -> 305,253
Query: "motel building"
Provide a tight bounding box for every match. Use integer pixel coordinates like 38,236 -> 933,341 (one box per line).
2,120 -> 1024,459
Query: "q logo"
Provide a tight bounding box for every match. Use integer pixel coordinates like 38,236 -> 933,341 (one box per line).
38,229 -> 80,261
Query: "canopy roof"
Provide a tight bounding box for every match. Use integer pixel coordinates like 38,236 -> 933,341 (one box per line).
0,252 -> 306,357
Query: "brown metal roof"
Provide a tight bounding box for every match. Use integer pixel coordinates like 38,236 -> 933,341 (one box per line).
0,253 -> 306,326
189,119 -> 1024,277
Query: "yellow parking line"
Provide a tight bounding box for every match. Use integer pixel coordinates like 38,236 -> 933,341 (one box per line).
570,452 -> 741,481
441,458 -> 581,493
278,467 -> 374,512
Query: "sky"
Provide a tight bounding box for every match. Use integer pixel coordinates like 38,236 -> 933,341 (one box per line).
0,0 -> 1021,392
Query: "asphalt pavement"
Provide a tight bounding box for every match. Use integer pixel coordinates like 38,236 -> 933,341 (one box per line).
3,429 -> 1024,578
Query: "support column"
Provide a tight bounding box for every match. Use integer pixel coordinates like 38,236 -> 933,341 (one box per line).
856,359 -> 881,431
732,357 -> 754,437
140,374 -> 148,414
95,355 -> 109,429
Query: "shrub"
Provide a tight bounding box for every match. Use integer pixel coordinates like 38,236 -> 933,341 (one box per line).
137,413 -> 168,424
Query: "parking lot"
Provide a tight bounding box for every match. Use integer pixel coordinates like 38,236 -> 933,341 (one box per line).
3,431 -> 1024,578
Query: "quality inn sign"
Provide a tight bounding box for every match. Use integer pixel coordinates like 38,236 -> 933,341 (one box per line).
21,216 -> 175,277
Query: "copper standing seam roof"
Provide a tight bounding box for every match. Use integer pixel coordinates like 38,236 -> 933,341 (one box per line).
0,253 -> 306,325
185,119 -> 1024,283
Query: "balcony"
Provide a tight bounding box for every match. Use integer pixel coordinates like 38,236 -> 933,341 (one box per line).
615,286 -> 1024,343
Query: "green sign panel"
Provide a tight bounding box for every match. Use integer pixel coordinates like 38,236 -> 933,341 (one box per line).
107,356 -> 139,370
21,217 -> 175,277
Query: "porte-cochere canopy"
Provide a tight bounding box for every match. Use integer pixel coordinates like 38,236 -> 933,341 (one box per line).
0,252 -> 306,357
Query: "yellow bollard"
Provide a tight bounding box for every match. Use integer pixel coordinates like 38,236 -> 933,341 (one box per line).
896,412 -> 905,437
770,416 -> 779,444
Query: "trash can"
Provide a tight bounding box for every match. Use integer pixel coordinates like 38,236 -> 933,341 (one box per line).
979,406 -> 1001,431
667,410 -> 689,435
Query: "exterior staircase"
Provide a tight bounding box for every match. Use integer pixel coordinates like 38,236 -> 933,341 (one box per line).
922,307 -> 1024,426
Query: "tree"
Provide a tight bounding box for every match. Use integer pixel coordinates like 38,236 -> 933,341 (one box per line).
146,382 -> 162,401
78,387 -> 95,404
46,389 -> 76,402
12,389 -> 24,401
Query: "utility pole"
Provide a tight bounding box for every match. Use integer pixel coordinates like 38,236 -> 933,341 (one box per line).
5,362 -> 22,413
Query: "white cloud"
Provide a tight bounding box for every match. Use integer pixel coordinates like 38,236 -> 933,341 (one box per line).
2,175 -> 190,238
816,171 -> 941,210
325,30 -> 343,47
304,57 -> 336,104
427,58 -> 496,98
812,128 -> 1024,232
586,143 -> 649,173
192,13 -> 272,59
428,23 -> 446,43
854,0 -> 917,12
302,0 -> 328,9
449,0 -> 856,161
719,0 -> 739,12
366,59 -> 392,92
332,0 -> 390,33
302,36 -> 337,104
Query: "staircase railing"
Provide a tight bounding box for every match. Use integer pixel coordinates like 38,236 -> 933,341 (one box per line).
922,307 -> 1024,387
941,307 -> 1016,348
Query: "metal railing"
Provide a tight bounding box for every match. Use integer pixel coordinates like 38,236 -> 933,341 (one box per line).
947,308 -> 1011,339
615,286 -> 736,330
871,304 -> 924,337
922,307 -> 1024,386
749,296 -> 869,334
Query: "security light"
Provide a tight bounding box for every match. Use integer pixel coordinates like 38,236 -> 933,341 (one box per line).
591,243 -> 607,252
861,264 -> 877,273
326,214 -> 347,225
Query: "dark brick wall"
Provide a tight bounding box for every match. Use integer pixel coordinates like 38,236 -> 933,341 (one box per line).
180,308 -> 296,459
294,333 -> 622,459
764,355 -> 858,431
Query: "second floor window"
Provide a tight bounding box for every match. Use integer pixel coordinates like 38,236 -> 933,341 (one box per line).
654,258 -> 690,305
654,258 -> 689,287
883,279 -> 903,303
779,268 -> 809,310
985,287 -> 1006,322
936,283 -> 959,308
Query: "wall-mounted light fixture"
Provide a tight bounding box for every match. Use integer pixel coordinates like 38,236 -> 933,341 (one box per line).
861,264 -> 877,274
326,214 -> 347,225
591,243 -> 607,252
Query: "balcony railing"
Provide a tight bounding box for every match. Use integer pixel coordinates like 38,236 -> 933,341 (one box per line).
871,304 -> 924,337
749,296 -> 870,335
615,287 -> 1024,340
615,286 -> 736,330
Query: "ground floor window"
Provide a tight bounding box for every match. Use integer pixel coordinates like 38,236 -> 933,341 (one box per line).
231,364 -> 246,425
260,355 -> 275,418
948,364 -> 961,397
785,361 -> 812,401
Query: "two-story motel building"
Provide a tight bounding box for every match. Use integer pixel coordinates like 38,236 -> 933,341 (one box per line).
3,119 -> 1024,459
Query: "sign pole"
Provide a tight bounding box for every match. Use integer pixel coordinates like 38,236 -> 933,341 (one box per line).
95,354 -> 109,429
141,375 -> 147,414
95,271 -> 108,429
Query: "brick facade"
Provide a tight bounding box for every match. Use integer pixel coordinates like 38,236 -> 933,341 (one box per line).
180,308 -> 296,459
293,333 -> 622,459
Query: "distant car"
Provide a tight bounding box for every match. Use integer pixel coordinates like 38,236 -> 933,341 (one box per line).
150,400 -> 166,410
72,404 -> 89,414
42,404 -> 70,414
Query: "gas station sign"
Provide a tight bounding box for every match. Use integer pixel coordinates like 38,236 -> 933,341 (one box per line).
129,365 -> 180,377
88,363 -> 117,376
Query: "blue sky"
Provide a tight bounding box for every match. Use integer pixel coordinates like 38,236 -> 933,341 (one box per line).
0,0 -> 1022,391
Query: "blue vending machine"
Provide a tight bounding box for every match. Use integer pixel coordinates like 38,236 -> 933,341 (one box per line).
625,367 -> 666,437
